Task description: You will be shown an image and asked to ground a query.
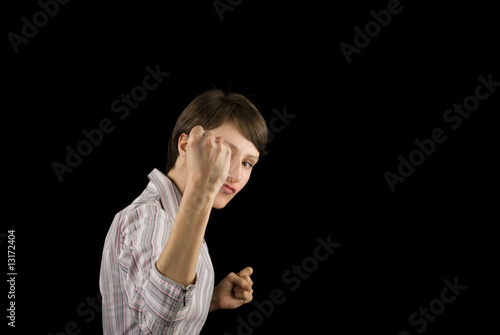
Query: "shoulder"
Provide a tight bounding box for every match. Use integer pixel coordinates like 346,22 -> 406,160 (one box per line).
120,187 -> 164,220
114,187 -> 177,238
122,202 -> 165,228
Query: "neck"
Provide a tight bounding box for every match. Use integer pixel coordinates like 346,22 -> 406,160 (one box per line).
167,164 -> 187,195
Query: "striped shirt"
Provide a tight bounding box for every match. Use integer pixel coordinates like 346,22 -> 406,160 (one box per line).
99,168 -> 214,334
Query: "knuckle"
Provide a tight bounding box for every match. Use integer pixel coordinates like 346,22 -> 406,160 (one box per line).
242,275 -> 252,284
191,125 -> 204,135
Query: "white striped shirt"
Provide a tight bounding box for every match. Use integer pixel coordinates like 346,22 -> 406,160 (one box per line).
99,169 -> 214,334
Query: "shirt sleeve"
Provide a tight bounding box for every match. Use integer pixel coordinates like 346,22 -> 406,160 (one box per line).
118,203 -> 196,334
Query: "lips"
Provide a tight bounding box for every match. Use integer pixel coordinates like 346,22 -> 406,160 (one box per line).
221,183 -> 236,194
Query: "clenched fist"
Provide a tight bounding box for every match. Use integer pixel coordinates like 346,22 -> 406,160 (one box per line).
210,267 -> 254,311
185,125 -> 231,198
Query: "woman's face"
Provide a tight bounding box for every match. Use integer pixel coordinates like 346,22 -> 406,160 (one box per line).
207,122 -> 260,209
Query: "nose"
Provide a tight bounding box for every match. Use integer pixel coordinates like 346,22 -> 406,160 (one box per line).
227,158 -> 242,184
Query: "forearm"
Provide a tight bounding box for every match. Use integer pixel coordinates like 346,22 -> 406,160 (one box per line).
155,184 -> 214,287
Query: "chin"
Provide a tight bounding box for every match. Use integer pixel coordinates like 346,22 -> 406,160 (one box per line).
212,192 -> 234,209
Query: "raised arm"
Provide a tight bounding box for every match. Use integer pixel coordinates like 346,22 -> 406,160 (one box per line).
155,125 -> 231,287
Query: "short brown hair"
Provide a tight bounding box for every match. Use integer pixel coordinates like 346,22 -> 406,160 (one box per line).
165,89 -> 268,172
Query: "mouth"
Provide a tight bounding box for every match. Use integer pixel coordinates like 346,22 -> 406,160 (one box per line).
221,182 -> 236,194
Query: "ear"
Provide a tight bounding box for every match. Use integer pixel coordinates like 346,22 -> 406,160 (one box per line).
177,133 -> 189,159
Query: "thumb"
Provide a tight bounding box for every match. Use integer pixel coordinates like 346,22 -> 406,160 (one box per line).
238,267 -> 253,277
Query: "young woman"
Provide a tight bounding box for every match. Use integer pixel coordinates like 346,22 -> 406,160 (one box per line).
99,89 -> 268,334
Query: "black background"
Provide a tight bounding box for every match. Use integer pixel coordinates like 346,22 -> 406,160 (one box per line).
4,0 -> 498,334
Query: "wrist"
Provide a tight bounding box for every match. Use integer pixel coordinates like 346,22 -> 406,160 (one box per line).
209,294 -> 219,312
181,182 -> 217,212
187,177 -> 220,200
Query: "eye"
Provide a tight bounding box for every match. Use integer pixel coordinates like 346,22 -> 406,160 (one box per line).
242,161 -> 253,168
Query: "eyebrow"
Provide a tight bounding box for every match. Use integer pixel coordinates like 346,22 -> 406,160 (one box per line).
222,140 -> 259,162
245,155 -> 260,163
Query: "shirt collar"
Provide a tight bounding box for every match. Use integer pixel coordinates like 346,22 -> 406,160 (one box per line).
147,168 -> 182,212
